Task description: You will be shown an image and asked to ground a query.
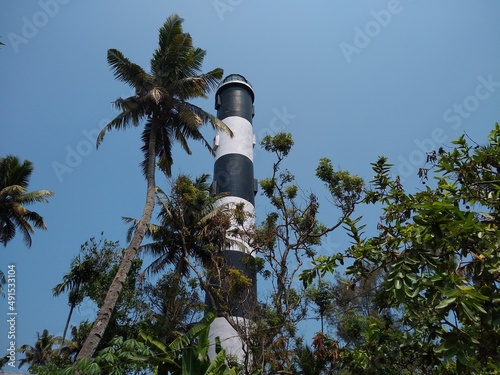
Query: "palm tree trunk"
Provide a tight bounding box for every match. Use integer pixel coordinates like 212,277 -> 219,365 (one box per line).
76,122 -> 158,361
60,283 -> 80,355
59,302 -> 74,355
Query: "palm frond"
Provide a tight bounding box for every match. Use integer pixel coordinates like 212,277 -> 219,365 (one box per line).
11,216 -> 33,247
0,184 -> 25,198
193,173 -> 211,190
0,155 -> 33,189
16,189 -> 54,204
168,312 -> 215,352
175,69 -> 223,100
0,219 -> 15,246
96,100 -> 146,147
183,102 -> 232,137
122,216 -> 164,243
24,211 -> 48,230
156,14 -> 184,57
107,49 -> 149,89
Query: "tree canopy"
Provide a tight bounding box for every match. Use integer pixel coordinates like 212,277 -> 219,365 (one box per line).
303,124 -> 500,374
0,155 -> 53,247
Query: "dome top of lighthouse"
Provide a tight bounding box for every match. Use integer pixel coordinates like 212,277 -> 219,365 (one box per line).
216,74 -> 254,102
221,73 -> 252,87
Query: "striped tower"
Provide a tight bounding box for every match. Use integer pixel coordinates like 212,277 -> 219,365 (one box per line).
208,74 -> 257,360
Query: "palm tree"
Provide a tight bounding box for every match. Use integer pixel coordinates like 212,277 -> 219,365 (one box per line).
126,174 -> 228,279
54,237 -> 123,357
18,329 -> 60,369
123,173 -> 234,328
76,14 -> 226,360
0,155 -> 53,247
53,255 -> 84,355
127,174 -> 238,299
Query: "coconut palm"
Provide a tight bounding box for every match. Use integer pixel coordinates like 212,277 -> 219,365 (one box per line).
123,173 -> 235,320
125,174 -> 228,279
77,14 -> 226,360
53,254 -> 86,355
54,237 -> 123,356
18,329 -> 60,369
0,155 -> 53,247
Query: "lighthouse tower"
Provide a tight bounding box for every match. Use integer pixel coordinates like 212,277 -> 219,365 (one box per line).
208,74 -> 257,360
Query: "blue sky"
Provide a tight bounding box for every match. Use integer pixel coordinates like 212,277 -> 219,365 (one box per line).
1,1 -> 500,371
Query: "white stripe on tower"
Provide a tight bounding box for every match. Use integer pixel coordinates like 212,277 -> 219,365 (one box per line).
208,74 -> 257,362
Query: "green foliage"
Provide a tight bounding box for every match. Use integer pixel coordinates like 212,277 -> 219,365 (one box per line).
247,132 -> 366,374
127,173 -> 230,279
18,329 -> 61,369
227,268 -> 253,297
0,155 -> 53,247
139,312 -> 237,375
78,14 -> 225,360
22,237 -> 149,373
0,270 -> 5,297
29,121 -> 500,373
139,272 -> 205,345
31,314 -> 237,374
316,157 -> 364,214
260,133 -> 294,157
306,124 -> 500,373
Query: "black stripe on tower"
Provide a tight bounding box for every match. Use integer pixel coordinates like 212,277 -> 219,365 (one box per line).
215,79 -> 255,123
213,154 -> 255,205
223,250 -> 258,318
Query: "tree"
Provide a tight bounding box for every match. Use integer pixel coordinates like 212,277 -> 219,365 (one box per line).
53,237 -> 122,354
139,271 -> 205,345
77,14 -> 226,360
305,273 -> 433,375
125,173 -> 234,327
245,133 -> 363,374
0,155 -> 53,247
18,329 -> 60,369
125,174 -> 227,281
139,312 -> 238,375
53,254 -> 86,355
124,173 -> 252,359
305,124 -> 500,373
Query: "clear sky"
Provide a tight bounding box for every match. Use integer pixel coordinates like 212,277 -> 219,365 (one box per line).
1,1 -> 500,372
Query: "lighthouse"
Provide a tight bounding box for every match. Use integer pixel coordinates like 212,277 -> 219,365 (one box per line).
208,74 -> 257,360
